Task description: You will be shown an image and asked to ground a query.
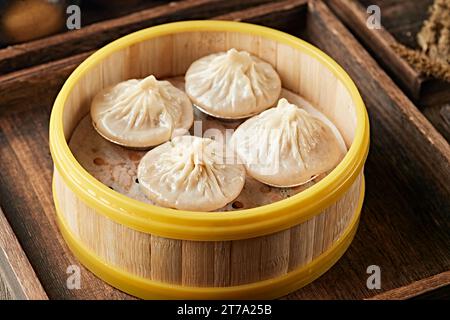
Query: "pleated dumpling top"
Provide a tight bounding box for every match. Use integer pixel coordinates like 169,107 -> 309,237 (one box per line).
232,98 -> 346,187
91,75 -> 193,149
185,48 -> 281,119
137,136 -> 246,211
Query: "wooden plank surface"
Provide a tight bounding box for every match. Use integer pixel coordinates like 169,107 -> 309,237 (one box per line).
77,1 -> 173,27
0,208 -> 48,300
422,103 -> 450,143
411,284 -> 450,299
217,0 -> 307,30
0,276 -> 13,300
0,0 -> 277,75
368,271 -> 450,300
0,0 -> 448,299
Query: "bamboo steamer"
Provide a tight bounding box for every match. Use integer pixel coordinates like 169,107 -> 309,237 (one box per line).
49,21 -> 370,299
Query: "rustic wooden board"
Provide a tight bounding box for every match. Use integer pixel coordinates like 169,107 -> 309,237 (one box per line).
0,0 -> 448,299
0,276 -> 12,300
77,1 -> 173,27
422,103 -> 450,142
0,0 -> 277,75
0,208 -> 48,300
368,271 -> 450,300
327,0 -> 450,142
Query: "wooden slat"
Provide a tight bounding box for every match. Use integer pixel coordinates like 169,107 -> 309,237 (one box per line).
217,0 -> 307,31
0,0 -> 448,299
0,52 -> 91,116
0,0 -> 276,75
0,207 -> 48,300
368,271 -> 450,300
0,276 -> 13,300
411,285 -> 450,299
422,103 -> 450,142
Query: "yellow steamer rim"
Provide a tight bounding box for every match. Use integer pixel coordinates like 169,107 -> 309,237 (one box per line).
49,21 -> 370,299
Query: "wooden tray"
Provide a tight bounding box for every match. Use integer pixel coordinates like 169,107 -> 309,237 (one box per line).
327,0 -> 450,142
0,0 -> 449,299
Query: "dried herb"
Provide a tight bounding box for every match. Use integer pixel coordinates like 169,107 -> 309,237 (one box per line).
417,0 -> 450,65
392,0 -> 450,82
392,43 -> 450,82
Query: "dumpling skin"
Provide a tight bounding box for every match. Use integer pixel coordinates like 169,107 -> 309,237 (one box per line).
137,136 -> 246,211
232,98 -> 346,187
185,48 -> 281,119
91,75 -> 193,149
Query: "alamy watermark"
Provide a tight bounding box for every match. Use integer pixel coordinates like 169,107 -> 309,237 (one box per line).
171,120 -> 281,175
66,5 -> 81,30
66,264 -> 81,290
366,265 -> 381,290
366,5 -> 381,30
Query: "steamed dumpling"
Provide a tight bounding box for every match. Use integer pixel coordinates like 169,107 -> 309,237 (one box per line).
232,98 -> 346,187
137,136 -> 245,211
185,48 -> 281,119
91,75 -> 193,149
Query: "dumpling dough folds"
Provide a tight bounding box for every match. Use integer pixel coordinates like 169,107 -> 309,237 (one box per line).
232,98 -> 346,187
91,75 -> 193,149
137,136 -> 245,211
185,48 -> 281,119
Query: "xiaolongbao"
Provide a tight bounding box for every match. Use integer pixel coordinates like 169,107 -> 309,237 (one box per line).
185,48 -> 281,119
91,75 -> 193,149
232,98 -> 346,187
137,136 -> 245,211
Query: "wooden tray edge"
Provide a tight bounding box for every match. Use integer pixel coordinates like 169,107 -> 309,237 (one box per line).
0,207 -> 48,300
